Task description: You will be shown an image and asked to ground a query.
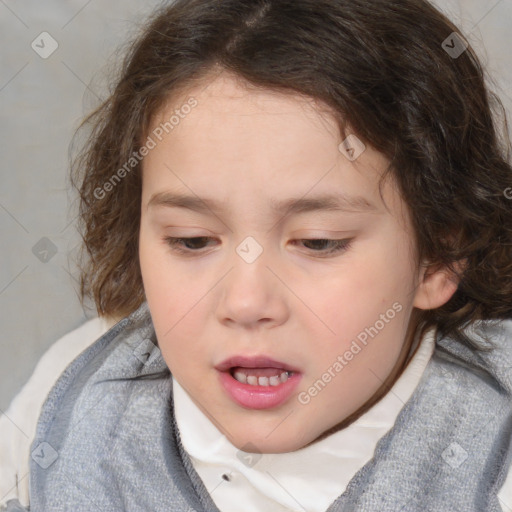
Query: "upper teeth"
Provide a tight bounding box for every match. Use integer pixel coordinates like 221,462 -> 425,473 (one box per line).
234,371 -> 291,386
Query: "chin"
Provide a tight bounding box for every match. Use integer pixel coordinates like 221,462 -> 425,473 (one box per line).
227,425 -> 313,454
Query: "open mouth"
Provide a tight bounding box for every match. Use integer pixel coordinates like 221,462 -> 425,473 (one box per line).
215,355 -> 301,408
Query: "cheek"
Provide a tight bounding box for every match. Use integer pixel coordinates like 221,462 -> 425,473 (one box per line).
139,231 -> 168,300
139,230 -> 190,336
305,240 -> 415,351
348,229 -> 417,301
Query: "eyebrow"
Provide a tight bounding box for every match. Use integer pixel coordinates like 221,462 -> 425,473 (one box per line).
148,191 -> 378,217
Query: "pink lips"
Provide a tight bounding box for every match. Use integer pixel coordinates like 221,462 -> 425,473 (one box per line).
215,355 -> 302,410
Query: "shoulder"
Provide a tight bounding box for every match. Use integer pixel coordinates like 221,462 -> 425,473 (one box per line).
434,318 -> 512,511
0,315 -> 117,509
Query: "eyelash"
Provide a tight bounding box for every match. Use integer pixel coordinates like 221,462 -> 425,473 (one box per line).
162,236 -> 353,257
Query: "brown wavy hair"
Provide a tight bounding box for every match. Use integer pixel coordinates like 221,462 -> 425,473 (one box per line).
71,0 -> 512,349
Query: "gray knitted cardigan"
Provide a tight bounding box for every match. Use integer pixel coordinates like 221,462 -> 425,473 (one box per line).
5,302 -> 512,511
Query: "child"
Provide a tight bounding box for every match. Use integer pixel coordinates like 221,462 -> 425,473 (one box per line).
1,0 -> 512,510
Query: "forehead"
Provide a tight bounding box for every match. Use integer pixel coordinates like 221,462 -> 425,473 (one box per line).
142,71 -> 402,221
150,70 -> 338,131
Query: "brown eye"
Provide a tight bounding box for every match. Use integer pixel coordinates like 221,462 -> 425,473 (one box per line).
163,236 -> 217,254
294,238 -> 353,256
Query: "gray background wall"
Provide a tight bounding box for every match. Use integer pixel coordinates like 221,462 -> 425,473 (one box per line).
1,0 -> 511,412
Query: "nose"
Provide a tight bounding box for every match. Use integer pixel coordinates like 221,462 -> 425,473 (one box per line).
216,243 -> 289,330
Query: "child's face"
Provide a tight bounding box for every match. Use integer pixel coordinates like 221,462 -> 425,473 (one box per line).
139,72 -> 450,453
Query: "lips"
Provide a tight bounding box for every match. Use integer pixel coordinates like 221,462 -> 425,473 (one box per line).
216,355 -> 303,409
215,355 -> 301,374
